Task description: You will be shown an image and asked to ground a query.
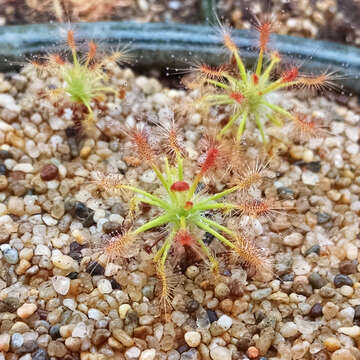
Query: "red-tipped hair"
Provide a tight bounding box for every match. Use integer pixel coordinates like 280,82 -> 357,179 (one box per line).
155,119 -> 186,159
49,54 -> 65,66
296,71 -> 338,92
103,231 -> 137,261
198,64 -> 226,80
236,158 -> 267,190
126,125 -> 156,164
91,171 -> 125,195
30,58 -> 46,69
88,41 -> 97,62
166,125 -> 184,158
237,198 -> 279,221
230,92 -> 245,103
200,143 -> 219,175
230,233 -> 272,275
184,201 -> 193,210
179,60 -> 226,88
222,31 -> 238,53
259,23 -> 271,52
281,67 -> 299,83
175,229 -> 194,247
289,113 -> 328,141
198,136 -> 244,177
271,51 -> 281,62
156,263 -> 178,314
67,30 -> 76,50
254,19 -> 273,52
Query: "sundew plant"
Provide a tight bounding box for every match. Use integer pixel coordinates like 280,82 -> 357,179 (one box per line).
31,30 -> 129,133
93,122 -> 274,308
185,19 -> 335,143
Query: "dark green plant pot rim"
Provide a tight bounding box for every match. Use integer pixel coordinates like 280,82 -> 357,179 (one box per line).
0,21 -> 359,94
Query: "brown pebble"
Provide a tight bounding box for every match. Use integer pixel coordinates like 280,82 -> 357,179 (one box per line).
15,259 -> 31,275
309,303 -> 323,318
0,150 -> 13,159
10,321 -> 30,333
219,299 -> 233,313
331,349 -> 356,360
8,171 -> 25,181
236,336 -> 252,351
107,336 -> 124,350
8,196 -> 25,216
80,146 -> 92,159
0,333 -> 10,351
111,328 -> 134,347
339,260 -> 358,275
292,280 -> 313,297
68,279 -> 82,297
323,337 -> 341,352
63,355 -> 76,360
214,283 -> 230,299
102,221 -> 122,234
160,334 -> 174,352
92,329 -> 111,346
312,350 -> 329,360
16,303 -> 37,319
31,174 -> 47,193
65,337 -> 81,352
10,182 -> 26,197
133,326 -> 152,339
48,340 -> 67,357
6,132 -> 24,149
0,175 -> 8,190
40,164 -> 58,181
229,280 -> 244,297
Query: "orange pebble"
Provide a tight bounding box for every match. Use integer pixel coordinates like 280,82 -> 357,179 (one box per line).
247,346 -> 259,359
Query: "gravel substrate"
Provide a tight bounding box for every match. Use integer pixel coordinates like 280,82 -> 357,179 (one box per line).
0,63 -> 360,360
219,0 -> 360,47
0,0 -> 199,26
